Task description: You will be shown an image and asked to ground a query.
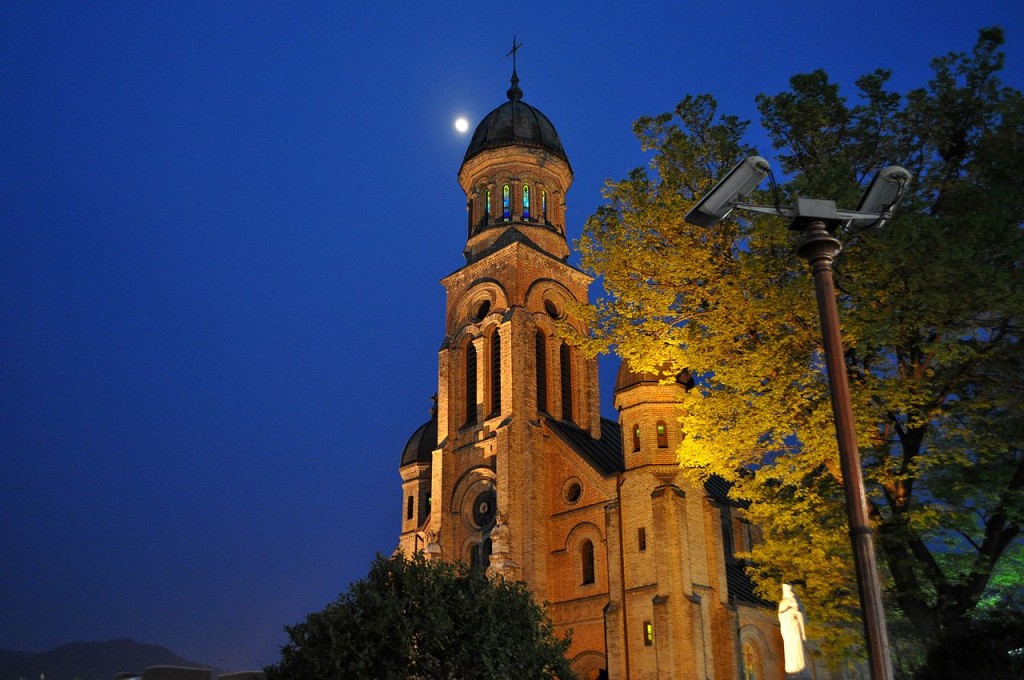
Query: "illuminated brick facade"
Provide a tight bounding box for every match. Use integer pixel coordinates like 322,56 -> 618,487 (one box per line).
398,73 -> 792,680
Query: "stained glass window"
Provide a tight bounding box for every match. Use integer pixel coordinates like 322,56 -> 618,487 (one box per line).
542,190 -> 548,220
523,184 -> 531,219
742,641 -> 760,680
502,184 -> 510,219
486,189 -> 491,218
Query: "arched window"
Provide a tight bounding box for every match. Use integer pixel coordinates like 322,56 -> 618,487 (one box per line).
420,492 -> 431,524
485,189 -> 491,220
632,423 -> 641,452
742,641 -> 760,680
406,495 -> 414,521
502,184 -> 510,219
560,342 -> 573,422
522,184 -> 531,219
542,189 -> 548,221
465,343 -> 478,425
490,330 -> 501,417
656,420 -> 668,448
721,506 -> 735,559
471,538 -> 493,573
535,332 -> 547,413
581,539 -> 595,585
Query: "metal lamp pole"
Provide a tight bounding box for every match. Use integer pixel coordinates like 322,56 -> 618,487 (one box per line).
686,159 -> 909,680
796,219 -> 893,680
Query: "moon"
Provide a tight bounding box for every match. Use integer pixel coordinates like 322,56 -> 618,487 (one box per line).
454,117 -> 469,133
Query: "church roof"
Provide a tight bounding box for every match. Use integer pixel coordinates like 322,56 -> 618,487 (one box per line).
400,410 -> 437,467
546,417 -> 625,475
726,561 -> 775,607
703,474 -> 734,505
464,224 -> 572,264
614,361 -> 693,392
547,414 -> 771,608
462,70 -> 569,166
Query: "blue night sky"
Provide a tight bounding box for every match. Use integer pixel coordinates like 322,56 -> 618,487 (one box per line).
3,1 -> 1022,672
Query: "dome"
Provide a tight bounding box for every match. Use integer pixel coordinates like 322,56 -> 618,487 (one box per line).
400,411 -> 438,467
463,71 -> 568,165
614,361 -> 693,393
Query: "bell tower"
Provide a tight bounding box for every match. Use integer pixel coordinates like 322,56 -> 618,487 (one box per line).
396,53 -> 791,680
398,64 -> 600,595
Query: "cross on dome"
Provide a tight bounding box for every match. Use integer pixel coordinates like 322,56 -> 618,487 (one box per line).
506,35 -> 524,101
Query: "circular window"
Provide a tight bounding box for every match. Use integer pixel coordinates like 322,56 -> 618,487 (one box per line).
474,299 -> 491,321
564,480 -> 583,504
544,299 -> 561,319
472,490 -> 497,528
459,476 -> 497,532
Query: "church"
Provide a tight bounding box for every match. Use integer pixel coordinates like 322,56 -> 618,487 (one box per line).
397,64 -> 788,680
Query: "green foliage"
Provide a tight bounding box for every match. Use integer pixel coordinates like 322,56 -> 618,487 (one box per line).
265,553 -> 574,680
577,27 -> 1024,666
911,596 -> 1024,679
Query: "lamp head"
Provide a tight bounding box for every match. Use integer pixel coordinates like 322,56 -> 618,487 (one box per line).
850,165 -> 912,229
684,156 -> 771,228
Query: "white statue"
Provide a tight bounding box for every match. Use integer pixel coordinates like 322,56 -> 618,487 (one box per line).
778,583 -> 807,675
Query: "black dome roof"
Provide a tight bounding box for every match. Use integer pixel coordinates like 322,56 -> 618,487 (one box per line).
400,411 -> 438,467
463,71 -> 568,165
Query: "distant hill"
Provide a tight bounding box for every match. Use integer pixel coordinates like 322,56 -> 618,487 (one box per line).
0,639 -> 221,680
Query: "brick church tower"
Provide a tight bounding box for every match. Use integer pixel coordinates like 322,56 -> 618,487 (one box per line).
398,65 -> 788,680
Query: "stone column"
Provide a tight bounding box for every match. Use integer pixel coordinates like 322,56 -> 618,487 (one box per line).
603,499 -> 627,679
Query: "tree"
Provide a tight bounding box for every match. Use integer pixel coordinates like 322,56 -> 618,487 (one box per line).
576,27 -> 1023,665
264,553 -> 574,680
911,597 -> 1024,680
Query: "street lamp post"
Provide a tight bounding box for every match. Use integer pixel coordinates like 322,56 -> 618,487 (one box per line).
684,159 -> 911,680
795,218 -> 893,680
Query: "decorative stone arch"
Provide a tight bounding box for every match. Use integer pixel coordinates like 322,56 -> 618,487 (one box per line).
565,521 -> 604,589
455,279 -> 509,327
450,281 -> 506,424
524,278 -> 580,322
459,532 -> 494,571
449,465 -> 497,530
526,279 -> 586,423
532,312 -> 557,340
564,521 -> 603,552
450,321 -> 481,352
451,466 -> 497,571
738,623 -> 776,680
569,650 -> 607,680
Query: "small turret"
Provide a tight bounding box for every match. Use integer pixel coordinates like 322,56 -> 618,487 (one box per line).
614,362 -> 692,468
